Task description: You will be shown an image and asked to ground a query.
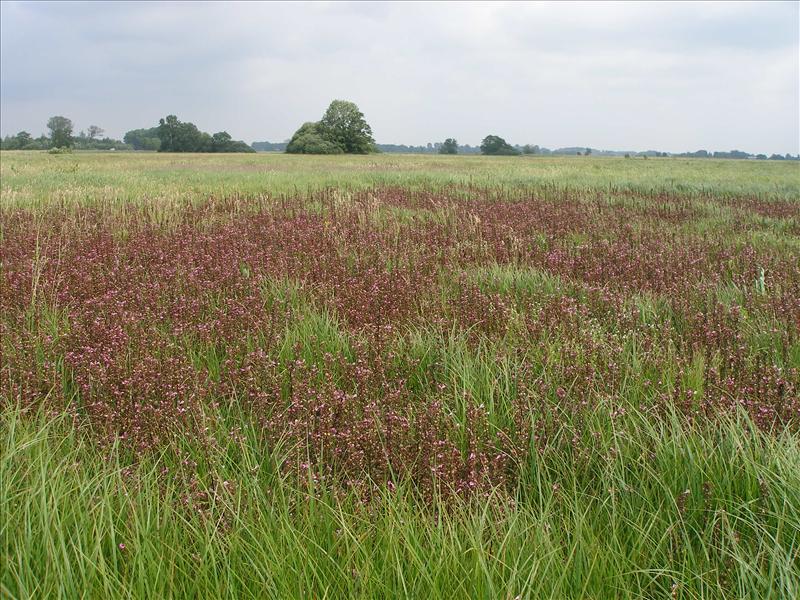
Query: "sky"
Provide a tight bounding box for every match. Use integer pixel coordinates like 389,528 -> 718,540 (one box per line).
1,1 -> 798,153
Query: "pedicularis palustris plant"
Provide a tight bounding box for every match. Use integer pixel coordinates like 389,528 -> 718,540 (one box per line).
2,186 -> 797,504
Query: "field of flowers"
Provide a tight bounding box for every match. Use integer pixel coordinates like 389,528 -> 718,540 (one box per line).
2,152 -> 799,598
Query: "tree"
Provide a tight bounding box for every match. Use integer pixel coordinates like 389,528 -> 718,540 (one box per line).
124,127 -> 161,151
87,125 -> 105,140
157,115 -> 180,151
480,135 -> 519,156
209,131 -> 255,153
0,131 -> 32,150
13,131 -> 32,149
286,122 -> 344,154
145,117 -> 252,153
157,115 -> 205,152
585,148 -> 592,155
522,144 -> 539,155
439,138 -> 458,154
318,100 -> 376,154
211,131 -> 232,152
47,116 -> 74,148
286,100 -> 376,155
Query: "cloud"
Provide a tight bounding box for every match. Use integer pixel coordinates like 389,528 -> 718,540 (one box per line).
1,0 -> 797,153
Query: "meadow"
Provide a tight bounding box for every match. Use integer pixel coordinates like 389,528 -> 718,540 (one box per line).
1,151 -> 799,599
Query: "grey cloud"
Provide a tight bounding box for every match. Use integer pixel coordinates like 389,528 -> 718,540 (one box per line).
1,1 -> 797,153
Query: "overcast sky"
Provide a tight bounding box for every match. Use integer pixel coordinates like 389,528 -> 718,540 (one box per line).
1,1 -> 798,153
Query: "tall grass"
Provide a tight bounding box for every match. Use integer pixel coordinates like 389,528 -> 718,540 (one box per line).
3,404 -> 798,599
2,152 -> 799,211
2,154 -> 798,598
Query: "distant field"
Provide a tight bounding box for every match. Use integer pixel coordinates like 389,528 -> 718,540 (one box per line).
2,151 -> 800,208
1,152 -> 799,599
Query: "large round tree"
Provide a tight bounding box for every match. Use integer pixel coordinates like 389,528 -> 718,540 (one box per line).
286,100 -> 376,154
480,135 -> 519,156
47,116 -> 74,148
286,122 -> 344,154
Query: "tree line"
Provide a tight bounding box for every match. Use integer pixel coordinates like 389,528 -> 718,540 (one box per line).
2,103 -> 798,160
1,114 -> 254,153
1,117 -> 128,151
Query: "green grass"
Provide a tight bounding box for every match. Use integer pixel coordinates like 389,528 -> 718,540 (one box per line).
2,151 -> 799,211
3,405 -> 798,599
2,152 -> 799,599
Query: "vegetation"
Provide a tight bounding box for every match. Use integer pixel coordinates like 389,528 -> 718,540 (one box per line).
672,149 -> 798,160
439,138 -> 458,154
123,127 -> 161,151
0,119 -> 129,151
0,130 -> 51,150
86,125 -> 104,140
286,121 -> 344,154
286,100 -> 376,154
72,130 -> 130,151
156,115 -> 254,153
1,131 -> 34,149
2,152 -> 799,208
46,115 -> 74,148
4,113 -> 797,159
481,134 -> 520,156
1,153 -> 798,598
